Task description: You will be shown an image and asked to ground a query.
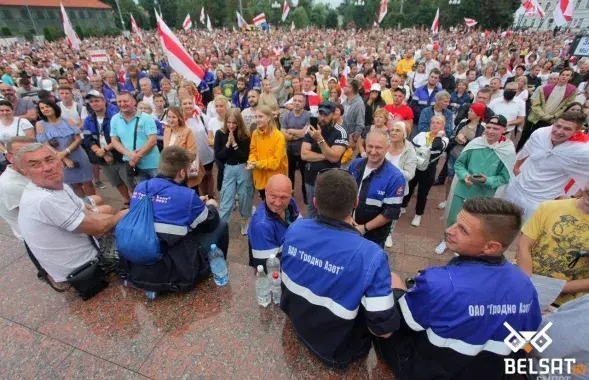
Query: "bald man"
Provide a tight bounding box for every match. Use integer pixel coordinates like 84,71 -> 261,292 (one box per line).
247,174 -> 300,271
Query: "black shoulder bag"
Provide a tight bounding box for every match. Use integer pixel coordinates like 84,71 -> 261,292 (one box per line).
65,236 -> 110,300
125,117 -> 141,177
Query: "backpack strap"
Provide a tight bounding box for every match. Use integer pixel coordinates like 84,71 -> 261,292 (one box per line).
132,116 -> 140,151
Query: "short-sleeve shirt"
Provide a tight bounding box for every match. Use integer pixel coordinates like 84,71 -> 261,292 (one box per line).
0,117 -> 34,144
18,183 -> 98,282
14,98 -> 36,118
110,111 -> 160,170
303,122 -> 349,185
281,110 -> 311,155
384,104 -> 414,122
0,166 -> 30,239
521,199 -> 589,305
488,97 -> 526,132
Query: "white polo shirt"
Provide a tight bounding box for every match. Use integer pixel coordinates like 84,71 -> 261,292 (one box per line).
488,97 -> 526,132
18,183 -> 97,282
0,166 -> 30,239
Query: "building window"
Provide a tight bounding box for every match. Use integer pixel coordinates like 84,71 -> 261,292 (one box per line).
530,19 -> 536,27
586,0 -> 589,9
37,9 -> 45,20
19,9 -> 28,19
545,2 -> 551,10
2,9 -> 13,19
575,0 -> 581,9
577,18 -> 584,27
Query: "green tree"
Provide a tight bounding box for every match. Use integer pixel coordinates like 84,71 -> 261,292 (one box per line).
291,6 -> 310,29
325,8 -> 339,28
309,3 -> 329,27
438,0 -> 519,30
102,0 -> 150,30
1,27 -> 11,37
74,25 -> 85,40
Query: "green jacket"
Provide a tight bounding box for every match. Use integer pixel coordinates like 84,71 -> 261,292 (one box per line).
453,148 -> 510,199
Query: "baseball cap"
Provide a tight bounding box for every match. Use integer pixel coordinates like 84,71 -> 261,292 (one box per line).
40,79 -> 54,91
318,101 -> 336,115
370,83 -> 381,92
488,115 -> 507,128
85,90 -> 105,99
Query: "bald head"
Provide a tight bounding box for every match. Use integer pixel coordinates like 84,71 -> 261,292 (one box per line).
266,174 -> 292,193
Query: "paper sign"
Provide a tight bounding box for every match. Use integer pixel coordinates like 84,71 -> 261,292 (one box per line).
89,49 -> 108,62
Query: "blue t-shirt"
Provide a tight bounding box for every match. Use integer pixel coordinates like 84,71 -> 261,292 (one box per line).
110,111 -> 160,170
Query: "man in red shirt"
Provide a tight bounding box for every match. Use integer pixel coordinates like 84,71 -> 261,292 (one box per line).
384,87 -> 414,135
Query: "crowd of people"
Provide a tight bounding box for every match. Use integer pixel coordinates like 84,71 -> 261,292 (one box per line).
0,25 -> 588,378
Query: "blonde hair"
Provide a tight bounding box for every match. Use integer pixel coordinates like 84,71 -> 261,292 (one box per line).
373,108 -> 389,122
213,94 -> 231,110
391,121 -> 408,139
257,105 -> 277,131
430,115 -> 447,127
222,108 -> 250,140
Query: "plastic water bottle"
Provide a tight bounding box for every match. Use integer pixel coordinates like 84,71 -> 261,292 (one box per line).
209,244 -> 229,286
271,272 -> 281,305
266,254 -> 281,276
256,265 -> 271,307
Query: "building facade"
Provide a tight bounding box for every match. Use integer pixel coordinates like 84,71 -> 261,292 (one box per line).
514,0 -> 589,31
0,0 -> 115,36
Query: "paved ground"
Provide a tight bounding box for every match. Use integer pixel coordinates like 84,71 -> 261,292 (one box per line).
0,168 -> 516,379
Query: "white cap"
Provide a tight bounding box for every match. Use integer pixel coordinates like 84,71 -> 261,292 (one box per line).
41,79 -> 54,91
257,265 -> 264,272
370,83 -> 381,92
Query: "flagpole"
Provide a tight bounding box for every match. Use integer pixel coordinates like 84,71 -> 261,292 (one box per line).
114,0 -> 127,31
24,0 -> 39,35
239,0 -> 244,17
398,0 -> 404,29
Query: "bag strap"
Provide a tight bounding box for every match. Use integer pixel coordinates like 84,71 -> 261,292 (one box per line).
132,116 -> 140,151
16,118 -> 21,136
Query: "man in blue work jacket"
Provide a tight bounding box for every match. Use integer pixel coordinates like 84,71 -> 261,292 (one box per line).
247,174 -> 299,271
375,197 -> 542,380
281,169 -> 399,369
349,129 -> 406,248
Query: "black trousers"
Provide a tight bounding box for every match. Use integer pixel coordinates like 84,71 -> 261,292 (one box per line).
287,153 -> 307,202
516,120 -> 551,152
435,157 -> 449,183
402,164 -> 437,216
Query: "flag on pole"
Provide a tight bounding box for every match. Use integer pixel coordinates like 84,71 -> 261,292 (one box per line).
236,11 -> 250,29
464,18 -> 477,27
200,7 -> 205,24
553,0 -> 573,26
130,14 -> 143,41
60,3 -> 81,50
156,11 -> 205,86
183,14 -> 192,30
517,0 -> 545,18
291,21 -> 295,31
207,14 -> 213,31
253,13 -> 267,27
377,0 -> 388,23
282,0 -> 290,22
431,8 -> 439,33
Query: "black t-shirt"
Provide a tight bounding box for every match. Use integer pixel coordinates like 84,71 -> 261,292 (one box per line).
303,123 -> 349,185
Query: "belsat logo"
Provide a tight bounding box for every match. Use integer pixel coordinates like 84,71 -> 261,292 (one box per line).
503,322 -> 587,378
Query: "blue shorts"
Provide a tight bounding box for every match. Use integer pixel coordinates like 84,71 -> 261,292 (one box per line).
448,155 -> 456,178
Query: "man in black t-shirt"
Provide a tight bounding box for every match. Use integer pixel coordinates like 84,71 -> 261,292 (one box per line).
301,101 -> 349,218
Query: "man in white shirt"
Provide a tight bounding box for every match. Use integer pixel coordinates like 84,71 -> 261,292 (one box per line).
503,111 -> 589,222
17,143 -> 126,283
488,82 -> 526,139
57,86 -> 87,128
241,90 -> 260,133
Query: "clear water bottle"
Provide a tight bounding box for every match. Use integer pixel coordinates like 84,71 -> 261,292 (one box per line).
271,272 -> 281,305
266,254 -> 281,276
256,265 -> 271,307
209,244 -> 229,286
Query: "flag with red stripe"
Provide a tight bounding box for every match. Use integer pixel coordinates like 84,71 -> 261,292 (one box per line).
253,13 -> 267,27
130,14 -> 143,42
60,2 -> 80,50
282,0 -> 290,22
377,0 -> 388,23
200,7 -> 205,24
156,12 -> 204,86
553,0 -> 573,26
431,8 -> 439,34
183,14 -> 192,30
464,18 -> 477,27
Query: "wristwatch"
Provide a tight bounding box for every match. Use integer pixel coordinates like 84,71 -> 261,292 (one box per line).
318,139 -> 325,145
65,148 -> 72,154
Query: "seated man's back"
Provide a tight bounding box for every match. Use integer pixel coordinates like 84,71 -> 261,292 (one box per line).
281,170 -> 399,368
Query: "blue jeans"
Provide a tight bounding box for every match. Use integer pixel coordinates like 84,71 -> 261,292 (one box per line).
196,220 -> 229,259
136,168 -> 158,184
305,183 -> 318,219
219,163 -> 254,222
447,155 -> 457,178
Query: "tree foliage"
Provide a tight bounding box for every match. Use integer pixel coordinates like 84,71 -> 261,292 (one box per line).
291,7 -> 310,29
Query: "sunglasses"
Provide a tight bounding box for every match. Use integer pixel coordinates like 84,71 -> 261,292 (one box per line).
568,250 -> 589,269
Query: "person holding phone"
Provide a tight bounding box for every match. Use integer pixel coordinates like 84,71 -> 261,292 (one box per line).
435,115 -> 515,255
301,101 -> 349,219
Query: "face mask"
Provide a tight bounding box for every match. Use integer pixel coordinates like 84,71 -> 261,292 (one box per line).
284,81 -> 292,87
503,90 -> 516,101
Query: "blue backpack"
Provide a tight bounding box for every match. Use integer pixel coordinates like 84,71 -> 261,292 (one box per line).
115,180 -> 162,265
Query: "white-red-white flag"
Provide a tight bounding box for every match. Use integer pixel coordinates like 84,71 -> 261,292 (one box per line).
553,0 -> 573,26
156,12 -> 204,86
464,18 -> 477,27
518,0 -> 545,18
253,13 -> 267,27
200,7 -> 205,24
183,14 -> 192,30
431,8 -> 439,33
291,21 -> 295,31
236,11 -> 250,30
60,3 -> 81,50
130,14 -> 143,41
206,14 -> 213,31
377,0 -> 388,23
282,0 -> 290,22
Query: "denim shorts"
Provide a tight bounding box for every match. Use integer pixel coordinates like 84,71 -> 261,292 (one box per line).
447,155 -> 456,178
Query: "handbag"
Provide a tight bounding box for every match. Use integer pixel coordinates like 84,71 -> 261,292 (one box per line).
188,153 -> 201,179
125,117 -> 141,177
66,257 -> 109,300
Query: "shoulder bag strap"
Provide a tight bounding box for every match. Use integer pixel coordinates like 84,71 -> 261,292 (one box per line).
16,118 -> 21,136
133,116 -> 140,151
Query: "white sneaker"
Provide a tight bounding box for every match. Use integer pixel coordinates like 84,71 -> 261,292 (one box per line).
400,207 -> 406,216
385,235 -> 393,248
437,201 -> 447,210
240,221 -> 249,236
411,215 -> 421,227
453,252 -> 459,257
434,241 -> 447,255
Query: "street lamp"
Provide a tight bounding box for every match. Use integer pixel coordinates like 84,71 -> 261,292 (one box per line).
271,0 -> 281,24
355,0 -> 365,6
449,0 -> 461,4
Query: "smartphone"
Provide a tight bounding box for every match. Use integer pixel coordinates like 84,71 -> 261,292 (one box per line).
310,117 -> 318,128
472,174 -> 483,179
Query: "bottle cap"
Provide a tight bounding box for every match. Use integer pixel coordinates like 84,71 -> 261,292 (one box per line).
210,244 -> 217,250
257,265 -> 264,272
272,272 -> 279,279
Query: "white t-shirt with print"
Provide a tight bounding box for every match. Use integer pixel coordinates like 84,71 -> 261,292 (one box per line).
18,183 -> 98,282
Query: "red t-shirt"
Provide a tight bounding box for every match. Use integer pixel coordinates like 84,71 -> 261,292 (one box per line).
384,104 -> 414,121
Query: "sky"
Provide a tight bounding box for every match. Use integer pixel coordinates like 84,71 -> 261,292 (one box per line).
316,0 -> 344,7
